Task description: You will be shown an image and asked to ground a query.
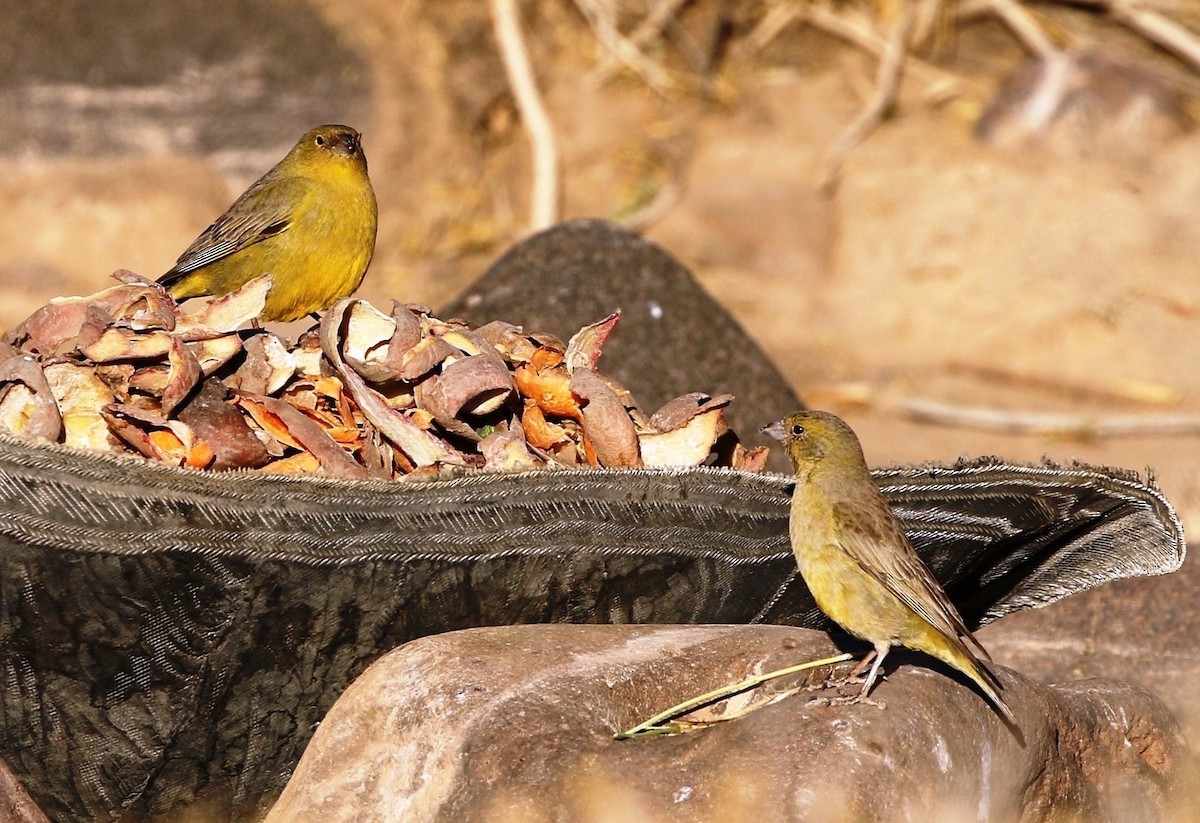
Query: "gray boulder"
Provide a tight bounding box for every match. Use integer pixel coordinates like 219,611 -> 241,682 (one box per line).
266,624 -> 1196,822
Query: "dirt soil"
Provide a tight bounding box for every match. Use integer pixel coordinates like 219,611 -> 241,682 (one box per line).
1,0 -> 1199,771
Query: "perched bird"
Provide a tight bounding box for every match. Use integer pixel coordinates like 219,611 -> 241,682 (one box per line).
763,411 -> 1014,723
159,124 -> 378,322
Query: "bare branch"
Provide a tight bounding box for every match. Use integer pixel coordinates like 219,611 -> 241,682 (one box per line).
591,0 -> 692,84
490,0 -> 560,231
821,3 -> 919,191
802,4 -> 961,101
981,0 -> 1061,56
574,0 -> 677,93
742,1 -> 807,54
898,396 -> 1200,437
1111,1 -> 1200,71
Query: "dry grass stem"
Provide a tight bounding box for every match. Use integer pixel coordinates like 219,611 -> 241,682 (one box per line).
1111,2 -> 1200,71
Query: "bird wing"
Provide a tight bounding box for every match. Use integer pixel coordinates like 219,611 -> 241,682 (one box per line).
162,175 -> 309,279
831,499 -> 992,662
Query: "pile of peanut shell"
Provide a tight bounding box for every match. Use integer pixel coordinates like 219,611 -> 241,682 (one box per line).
0,271 -> 769,480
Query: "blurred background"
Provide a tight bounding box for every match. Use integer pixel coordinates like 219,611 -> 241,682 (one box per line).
3,0 -> 1200,738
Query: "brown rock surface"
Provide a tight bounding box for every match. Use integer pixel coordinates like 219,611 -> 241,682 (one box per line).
987,561 -> 1200,758
0,757 -> 50,823
265,624 -> 1195,823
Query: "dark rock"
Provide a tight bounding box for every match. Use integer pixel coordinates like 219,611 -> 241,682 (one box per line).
266,624 -> 1196,823
440,219 -> 804,472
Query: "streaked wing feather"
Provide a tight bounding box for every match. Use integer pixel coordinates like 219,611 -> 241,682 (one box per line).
832,499 -> 987,657
167,176 -> 306,275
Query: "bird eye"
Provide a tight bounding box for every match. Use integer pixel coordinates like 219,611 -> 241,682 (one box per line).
790,424 -> 804,436
315,135 -> 326,146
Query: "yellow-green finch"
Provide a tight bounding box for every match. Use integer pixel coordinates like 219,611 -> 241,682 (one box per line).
159,124 -> 377,322
763,411 -> 1014,723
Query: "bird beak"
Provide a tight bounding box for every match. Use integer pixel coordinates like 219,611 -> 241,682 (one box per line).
330,131 -> 361,157
761,420 -> 786,442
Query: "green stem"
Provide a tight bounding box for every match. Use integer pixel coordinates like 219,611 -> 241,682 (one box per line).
615,652 -> 854,740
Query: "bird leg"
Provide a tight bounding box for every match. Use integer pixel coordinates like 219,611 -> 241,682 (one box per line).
859,643 -> 891,698
804,645 -> 891,709
810,647 -> 883,693
805,649 -> 874,693
847,648 -> 879,682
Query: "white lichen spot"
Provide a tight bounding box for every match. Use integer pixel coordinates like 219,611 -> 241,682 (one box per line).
977,737 -> 994,820
647,300 -> 663,320
933,735 -> 952,773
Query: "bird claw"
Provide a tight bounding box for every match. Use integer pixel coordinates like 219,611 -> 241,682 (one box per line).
805,693 -> 886,711
806,672 -> 871,693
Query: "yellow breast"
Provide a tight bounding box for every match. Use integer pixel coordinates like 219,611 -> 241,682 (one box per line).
788,484 -> 910,645
250,170 -> 376,322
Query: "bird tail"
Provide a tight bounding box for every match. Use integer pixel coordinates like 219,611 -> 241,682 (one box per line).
962,626 -> 995,664
157,267 -> 189,292
157,268 -> 209,301
930,630 -> 1016,724
963,655 -> 1016,724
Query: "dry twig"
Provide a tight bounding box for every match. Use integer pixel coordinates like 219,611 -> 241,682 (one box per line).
898,396 -> 1200,438
1110,1 -> 1200,71
490,0 -> 560,231
978,0 -> 1060,56
960,0 -> 1200,71
590,0 -> 691,85
615,653 -> 853,739
742,0 -> 807,55
821,2 -> 919,191
795,4 -> 960,100
911,0 -> 952,50
574,0 -> 677,93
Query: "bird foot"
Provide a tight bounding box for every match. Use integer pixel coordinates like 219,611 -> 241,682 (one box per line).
806,673 -> 869,693
806,693 -> 886,711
